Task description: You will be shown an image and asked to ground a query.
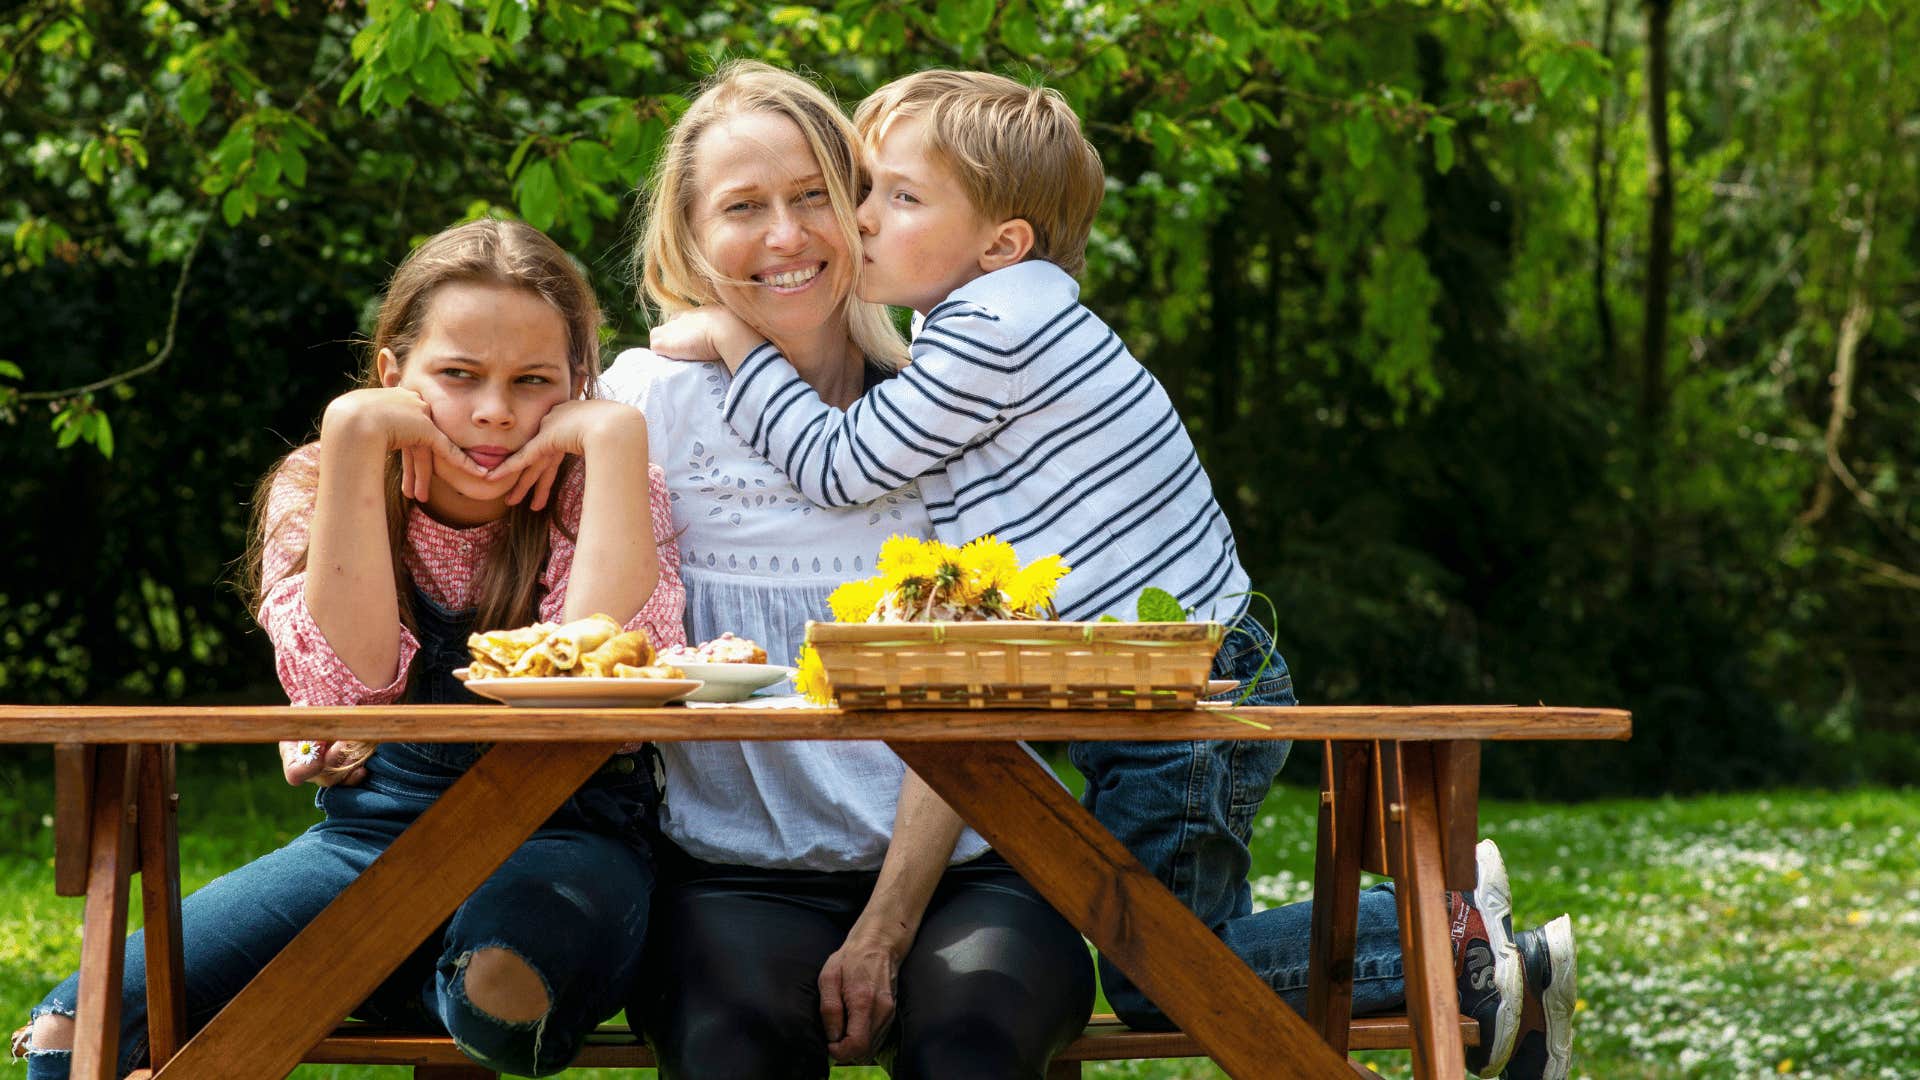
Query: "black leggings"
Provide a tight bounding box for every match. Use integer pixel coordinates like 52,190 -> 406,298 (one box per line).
635,846 -> 1095,1079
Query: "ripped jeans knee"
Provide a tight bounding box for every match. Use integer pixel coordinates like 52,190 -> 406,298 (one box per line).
15,1005 -> 85,1080
439,944 -> 573,1077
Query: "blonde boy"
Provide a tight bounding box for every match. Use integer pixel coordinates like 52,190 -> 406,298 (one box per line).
663,69 -> 1576,1080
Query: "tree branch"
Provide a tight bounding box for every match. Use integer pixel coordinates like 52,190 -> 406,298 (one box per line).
19,218 -> 208,403
1833,547 -> 1920,592
1796,190 -> 1901,538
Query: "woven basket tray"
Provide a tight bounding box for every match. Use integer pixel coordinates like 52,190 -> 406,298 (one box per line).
804,620 -> 1224,710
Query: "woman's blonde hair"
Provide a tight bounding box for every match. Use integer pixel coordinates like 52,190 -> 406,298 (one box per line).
242,219 -> 604,648
634,59 -> 908,369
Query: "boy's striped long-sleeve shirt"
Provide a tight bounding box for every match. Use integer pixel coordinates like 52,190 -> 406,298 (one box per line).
722,260 -> 1251,622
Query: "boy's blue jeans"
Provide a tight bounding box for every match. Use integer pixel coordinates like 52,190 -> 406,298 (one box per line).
1070,619 -> 1407,1029
24,742 -> 657,1079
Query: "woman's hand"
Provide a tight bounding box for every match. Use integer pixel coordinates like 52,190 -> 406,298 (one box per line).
278,739 -> 371,787
322,386 -> 487,502
649,307 -> 765,372
818,925 -> 909,1063
485,399 -> 648,512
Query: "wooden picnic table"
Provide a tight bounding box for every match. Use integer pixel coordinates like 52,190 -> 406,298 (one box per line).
0,702 -> 1629,1080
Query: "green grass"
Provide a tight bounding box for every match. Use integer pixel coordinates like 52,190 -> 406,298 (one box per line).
3,749 -> 1917,1078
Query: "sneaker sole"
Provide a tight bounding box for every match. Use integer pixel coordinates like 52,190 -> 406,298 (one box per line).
1474,840 -> 1522,1076
1539,914 -> 1577,1080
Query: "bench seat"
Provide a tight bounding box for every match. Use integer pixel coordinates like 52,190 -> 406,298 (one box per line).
295,1011 -> 1478,1076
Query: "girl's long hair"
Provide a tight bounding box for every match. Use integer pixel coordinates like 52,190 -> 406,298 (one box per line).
634,59 -> 908,369
241,219 -> 604,642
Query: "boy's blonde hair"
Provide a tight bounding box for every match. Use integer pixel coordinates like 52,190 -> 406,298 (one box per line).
854,70 -> 1105,278
635,60 -> 908,369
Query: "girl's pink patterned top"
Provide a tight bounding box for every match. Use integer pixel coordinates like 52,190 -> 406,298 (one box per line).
256,443 -> 687,705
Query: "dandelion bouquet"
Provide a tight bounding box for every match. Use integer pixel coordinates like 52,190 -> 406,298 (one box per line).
832,536 -> 1069,623
794,535 -> 1071,705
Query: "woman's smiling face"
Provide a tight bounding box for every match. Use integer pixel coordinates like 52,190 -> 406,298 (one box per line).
690,110 -> 854,346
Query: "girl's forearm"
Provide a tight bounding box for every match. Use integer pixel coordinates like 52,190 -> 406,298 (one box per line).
304,414 -> 404,687
564,419 -> 659,624
847,769 -> 966,956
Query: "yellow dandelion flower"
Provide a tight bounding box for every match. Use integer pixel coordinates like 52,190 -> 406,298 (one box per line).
934,552 -> 980,608
877,535 -> 937,577
793,644 -> 833,706
1006,554 -> 1070,614
827,578 -> 885,623
1776,1060 -> 1793,1074
959,535 -> 1021,591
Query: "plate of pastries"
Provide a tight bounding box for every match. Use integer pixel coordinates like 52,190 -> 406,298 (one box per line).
656,633 -> 795,702
455,614 -> 701,707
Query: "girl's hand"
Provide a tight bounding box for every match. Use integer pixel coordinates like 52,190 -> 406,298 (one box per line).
323,386 -> 487,502
278,739 -> 371,787
487,399 -> 649,511
650,307 -> 765,372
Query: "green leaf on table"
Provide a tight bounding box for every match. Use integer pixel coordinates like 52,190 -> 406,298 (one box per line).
1137,587 -> 1186,622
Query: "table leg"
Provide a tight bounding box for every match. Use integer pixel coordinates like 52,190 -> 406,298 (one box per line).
137,745 -> 187,1067
892,740 -> 1355,1080
151,740 -> 621,1080
53,744 -> 94,897
72,745 -> 139,1080
1379,742 -> 1466,1080
1307,740 -> 1371,1052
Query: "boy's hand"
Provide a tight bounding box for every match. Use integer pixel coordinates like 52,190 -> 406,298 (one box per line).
279,739 -> 370,787
650,307 -> 766,373
487,399 -> 649,511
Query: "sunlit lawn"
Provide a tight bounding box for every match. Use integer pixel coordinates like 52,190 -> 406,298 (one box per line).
4,749 -> 1916,1078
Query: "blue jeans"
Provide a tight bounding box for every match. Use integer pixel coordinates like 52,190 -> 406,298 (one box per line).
1070,618 -> 1407,1029
25,742 -> 658,1079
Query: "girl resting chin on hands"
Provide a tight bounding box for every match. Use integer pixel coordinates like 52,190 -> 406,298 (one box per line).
15,218 -> 685,1080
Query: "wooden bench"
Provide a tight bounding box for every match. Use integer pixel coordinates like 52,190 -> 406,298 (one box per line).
288,1011 -> 1478,1078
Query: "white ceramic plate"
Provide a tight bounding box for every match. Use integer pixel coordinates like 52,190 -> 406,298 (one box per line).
671,662 -> 799,703
456,672 -> 704,708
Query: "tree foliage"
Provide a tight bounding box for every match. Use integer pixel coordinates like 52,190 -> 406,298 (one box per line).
2,1 -> 1914,794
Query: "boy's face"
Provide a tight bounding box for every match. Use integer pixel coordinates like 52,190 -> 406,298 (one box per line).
854,115 -> 1005,316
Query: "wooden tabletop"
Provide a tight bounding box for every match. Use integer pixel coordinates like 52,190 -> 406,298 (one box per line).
0,703 -> 1630,744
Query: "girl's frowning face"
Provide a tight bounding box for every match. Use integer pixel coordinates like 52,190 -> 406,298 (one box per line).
690,110 -> 855,348
380,281 -> 573,524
